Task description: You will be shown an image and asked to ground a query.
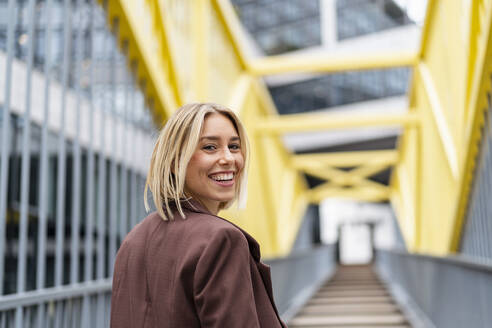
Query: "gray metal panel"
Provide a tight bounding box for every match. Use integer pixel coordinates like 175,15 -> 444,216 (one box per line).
376,249 -> 492,328
266,244 -> 336,321
37,0 -> 55,294
291,204 -> 321,251
108,22 -> 118,277
119,57 -> 130,242
55,0 -> 73,287
130,81 -> 138,229
0,0 -> 17,296
96,81 -> 107,282
70,0 -> 86,285
460,78 -> 492,263
16,0 -> 36,325
17,0 -> 36,294
84,0 -> 97,285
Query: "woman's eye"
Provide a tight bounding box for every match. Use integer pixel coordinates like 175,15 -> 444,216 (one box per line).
229,144 -> 241,150
203,145 -> 216,150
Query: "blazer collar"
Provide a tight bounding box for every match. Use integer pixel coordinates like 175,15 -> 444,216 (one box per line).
180,198 -> 262,261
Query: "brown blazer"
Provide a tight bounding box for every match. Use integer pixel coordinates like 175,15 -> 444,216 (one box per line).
110,199 -> 286,327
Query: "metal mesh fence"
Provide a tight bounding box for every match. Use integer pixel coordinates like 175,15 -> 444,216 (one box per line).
460,80 -> 492,263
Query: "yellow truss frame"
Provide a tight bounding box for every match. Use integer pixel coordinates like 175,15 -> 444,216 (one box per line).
100,0 -> 492,257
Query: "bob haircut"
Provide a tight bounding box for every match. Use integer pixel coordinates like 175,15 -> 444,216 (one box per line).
144,103 -> 249,221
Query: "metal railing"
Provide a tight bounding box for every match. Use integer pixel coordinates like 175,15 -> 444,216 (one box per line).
0,0 -> 155,326
460,76 -> 492,263
266,244 -> 336,322
376,249 -> 492,328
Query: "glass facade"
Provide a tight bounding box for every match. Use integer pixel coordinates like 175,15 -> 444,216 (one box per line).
269,68 -> 410,115
337,0 -> 412,40
0,0 -> 154,128
231,0 -> 413,114
232,0 -> 321,55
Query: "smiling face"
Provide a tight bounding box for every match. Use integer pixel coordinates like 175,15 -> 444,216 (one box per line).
184,112 -> 245,214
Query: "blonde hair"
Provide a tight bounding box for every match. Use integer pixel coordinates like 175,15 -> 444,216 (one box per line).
144,103 -> 249,220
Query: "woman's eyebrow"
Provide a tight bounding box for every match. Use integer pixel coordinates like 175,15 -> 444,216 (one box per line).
200,136 -> 240,141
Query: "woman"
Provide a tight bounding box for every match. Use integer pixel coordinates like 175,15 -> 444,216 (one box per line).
110,103 -> 286,327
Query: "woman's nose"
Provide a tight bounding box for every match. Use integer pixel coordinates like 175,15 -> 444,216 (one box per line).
219,148 -> 234,163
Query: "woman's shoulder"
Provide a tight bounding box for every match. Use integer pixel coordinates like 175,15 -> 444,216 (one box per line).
120,212 -> 163,246
179,210 -> 246,240
132,209 -> 244,242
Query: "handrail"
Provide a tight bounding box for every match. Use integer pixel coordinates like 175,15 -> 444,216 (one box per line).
381,248 -> 492,274
0,279 -> 112,311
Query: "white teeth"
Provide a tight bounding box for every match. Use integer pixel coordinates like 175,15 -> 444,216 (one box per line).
210,173 -> 234,181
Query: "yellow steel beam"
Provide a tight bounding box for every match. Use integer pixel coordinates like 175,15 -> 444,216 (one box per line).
464,0 -> 480,111
227,74 -> 252,113
256,111 -> 419,134
451,0 -> 492,251
249,51 -> 419,76
251,78 -> 280,116
302,166 -> 352,186
416,63 -> 459,179
301,163 -> 389,186
104,0 -> 178,120
291,150 -> 399,169
417,0 -> 436,58
150,0 -> 183,106
212,0 -> 250,70
308,184 -> 390,203
193,0 -> 211,100
348,164 -> 391,182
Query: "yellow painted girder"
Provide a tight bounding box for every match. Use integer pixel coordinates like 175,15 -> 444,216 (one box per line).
256,111 -> 419,134
308,185 -> 390,203
104,0 -> 178,120
291,150 -> 399,168
193,0 -> 211,100
301,161 -> 391,204
150,0 -> 182,106
302,164 -> 390,186
226,74 -> 252,113
416,63 -> 459,178
212,0 -> 250,70
391,0 -> 492,254
451,0 -> 492,251
249,51 -> 419,76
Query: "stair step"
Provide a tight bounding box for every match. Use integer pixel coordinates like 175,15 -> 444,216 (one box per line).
319,285 -> 385,291
289,313 -> 408,327
326,280 -> 382,284
315,290 -> 389,297
288,265 -> 412,327
308,296 -> 394,304
301,303 -> 399,315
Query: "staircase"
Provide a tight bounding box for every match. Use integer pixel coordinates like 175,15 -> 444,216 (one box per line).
288,265 -> 412,328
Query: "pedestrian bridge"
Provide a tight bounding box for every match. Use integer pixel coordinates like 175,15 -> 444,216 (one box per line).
1,0 -> 492,327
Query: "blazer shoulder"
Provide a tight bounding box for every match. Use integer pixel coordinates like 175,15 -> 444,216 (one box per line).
120,212 -> 163,247
182,211 -> 245,239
